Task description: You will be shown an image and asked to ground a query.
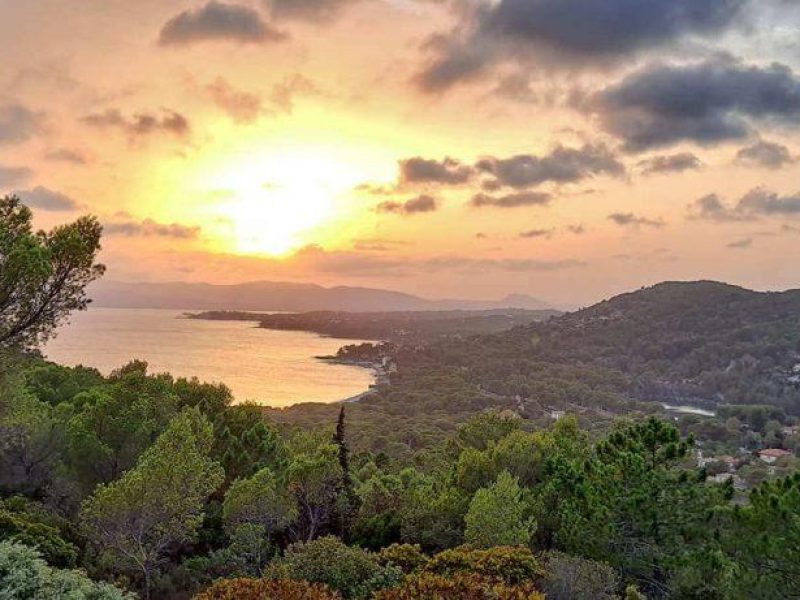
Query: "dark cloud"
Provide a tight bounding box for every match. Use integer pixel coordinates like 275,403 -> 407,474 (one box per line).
16,186 -> 80,211
737,188 -> 800,216
566,224 -> 585,234
476,143 -> 624,189
608,212 -> 665,228
207,77 -> 264,124
399,157 -> 474,185
264,0 -> 360,23
105,218 -> 201,239
376,194 -> 438,215
735,140 -> 795,169
417,0 -> 749,91
727,237 -> 753,248
639,152 -> 702,175
519,228 -> 553,238
159,1 -> 285,46
687,193 -> 748,222
44,148 -> 89,165
81,108 -> 190,138
0,103 -> 45,145
593,59 -> 800,152
0,165 -> 33,188
688,188 -> 800,221
470,191 -> 551,208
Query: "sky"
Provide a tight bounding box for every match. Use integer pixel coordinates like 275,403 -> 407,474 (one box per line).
1,0 -> 800,306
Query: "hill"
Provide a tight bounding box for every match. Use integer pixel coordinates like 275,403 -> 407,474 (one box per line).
412,281 -> 800,415
90,280 -> 553,312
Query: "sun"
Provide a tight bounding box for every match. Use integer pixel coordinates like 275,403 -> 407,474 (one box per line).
228,180 -> 335,256
204,148 -> 369,257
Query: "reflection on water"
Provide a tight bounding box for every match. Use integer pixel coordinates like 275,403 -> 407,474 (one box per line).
44,308 -> 374,407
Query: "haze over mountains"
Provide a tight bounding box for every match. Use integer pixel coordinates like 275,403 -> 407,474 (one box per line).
91,280 -> 553,312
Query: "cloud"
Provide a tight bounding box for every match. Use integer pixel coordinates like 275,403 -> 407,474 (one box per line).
15,186 -> 80,211
737,188 -> 800,216
0,103 -> 45,145
593,59 -> 800,152
687,193 -> 748,222
264,0 -> 360,23
269,74 -> 321,114
519,228 -> 553,238
81,108 -> 190,138
470,191 -> 551,208
735,140 -> 795,169
44,148 -> 90,165
159,1 -> 285,46
376,194 -> 438,215
416,0 -> 749,91
688,188 -> 800,221
104,218 -> 201,239
608,212 -> 665,228
0,165 -> 33,188
399,157 -> 474,185
476,143 -> 624,189
207,77 -> 264,123
566,224 -> 585,234
728,237 -> 753,249
639,152 -> 702,175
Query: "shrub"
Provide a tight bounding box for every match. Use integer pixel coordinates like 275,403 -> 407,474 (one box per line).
194,577 -> 341,599
279,536 -> 383,599
540,551 -> 618,600
378,544 -> 428,573
423,546 -> 543,586
374,572 -> 545,600
0,540 -> 132,599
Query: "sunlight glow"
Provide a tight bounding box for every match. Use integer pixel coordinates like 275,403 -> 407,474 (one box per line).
204,148 -> 371,256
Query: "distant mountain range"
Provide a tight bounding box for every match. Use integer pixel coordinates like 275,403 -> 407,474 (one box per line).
90,280 -> 553,312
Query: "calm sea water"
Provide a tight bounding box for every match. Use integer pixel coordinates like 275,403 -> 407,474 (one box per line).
43,308 -> 374,407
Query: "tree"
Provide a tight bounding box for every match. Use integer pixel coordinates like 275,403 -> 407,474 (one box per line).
222,467 -> 296,534
278,535 -> 398,599
333,406 -> 359,540
285,431 -> 343,542
0,195 -> 104,350
81,409 -> 224,599
464,471 -> 534,549
0,541 -> 132,599
540,552 -> 618,600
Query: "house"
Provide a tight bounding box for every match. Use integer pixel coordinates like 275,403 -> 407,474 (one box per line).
758,448 -> 793,464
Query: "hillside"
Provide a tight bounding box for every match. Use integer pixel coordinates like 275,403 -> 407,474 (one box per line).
188,308 -> 562,341
90,280 -> 553,312
431,281 -> 800,413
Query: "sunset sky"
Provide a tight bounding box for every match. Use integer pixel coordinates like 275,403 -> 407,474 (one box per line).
2,0 -> 800,306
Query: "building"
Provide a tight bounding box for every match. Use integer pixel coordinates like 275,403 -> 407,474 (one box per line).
758,448 -> 793,464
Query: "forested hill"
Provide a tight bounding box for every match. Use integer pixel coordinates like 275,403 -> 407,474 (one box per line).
480,281 -> 800,412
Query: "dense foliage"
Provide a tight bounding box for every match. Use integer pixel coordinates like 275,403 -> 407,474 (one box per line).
2,200 -> 800,599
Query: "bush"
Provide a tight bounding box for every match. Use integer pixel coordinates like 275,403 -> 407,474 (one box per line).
378,544 -> 428,574
194,577 -> 341,599
374,572 -> 545,600
423,546 -> 543,586
540,551 -> 618,600
279,536 -> 384,599
0,505 -> 79,568
0,540 -> 132,599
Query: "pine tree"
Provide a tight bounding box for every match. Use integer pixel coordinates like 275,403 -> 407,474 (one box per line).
333,406 -> 359,540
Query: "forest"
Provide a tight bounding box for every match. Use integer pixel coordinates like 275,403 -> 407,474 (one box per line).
2,195 -> 800,600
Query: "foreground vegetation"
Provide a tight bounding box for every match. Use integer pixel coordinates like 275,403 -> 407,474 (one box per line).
2,195 -> 800,599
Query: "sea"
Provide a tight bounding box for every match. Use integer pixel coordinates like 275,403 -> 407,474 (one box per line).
43,308 -> 374,407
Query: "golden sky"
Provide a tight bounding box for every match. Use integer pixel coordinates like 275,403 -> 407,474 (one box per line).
2,0 -> 800,306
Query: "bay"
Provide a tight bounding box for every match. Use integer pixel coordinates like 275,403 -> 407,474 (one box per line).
43,308 -> 374,407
